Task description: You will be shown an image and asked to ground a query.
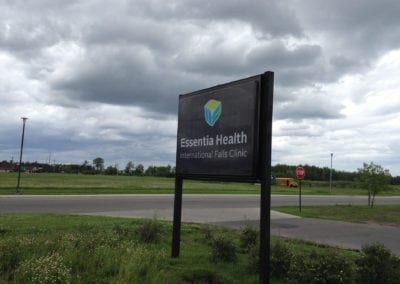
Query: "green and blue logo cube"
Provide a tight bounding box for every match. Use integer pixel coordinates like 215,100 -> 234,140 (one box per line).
204,99 -> 221,126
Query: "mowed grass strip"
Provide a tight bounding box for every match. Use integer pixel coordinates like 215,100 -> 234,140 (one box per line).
273,204 -> 400,226
0,173 -> 175,194
1,172 -> 399,195
1,173 -> 257,194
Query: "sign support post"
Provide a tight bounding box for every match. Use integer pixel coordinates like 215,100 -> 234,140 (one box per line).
299,180 -> 302,213
259,71 -> 274,284
172,176 -> 183,257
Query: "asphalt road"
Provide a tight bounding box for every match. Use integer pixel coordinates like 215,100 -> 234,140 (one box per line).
1,194 -> 400,254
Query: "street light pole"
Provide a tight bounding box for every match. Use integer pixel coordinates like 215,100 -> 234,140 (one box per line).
329,153 -> 333,193
16,117 -> 28,194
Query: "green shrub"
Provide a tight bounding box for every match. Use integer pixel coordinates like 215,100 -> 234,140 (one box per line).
0,227 -> 8,235
356,243 -> 400,284
270,240 -> 293,279
180,269 -> 225,284
136,218 -> 164,243
247,244 -> 260,273
239,225 -> 258,252
246,240 -> 293,278
209,234 -> 237,263
288,249 -> 356,284
14,252 -> 71,284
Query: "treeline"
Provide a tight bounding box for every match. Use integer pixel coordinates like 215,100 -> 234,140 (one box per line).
0,160 -> 175,178
272,164 -> 358,181
2,160 -> 400,184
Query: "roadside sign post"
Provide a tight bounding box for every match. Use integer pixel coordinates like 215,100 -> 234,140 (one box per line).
172,71 -> 274,284
299,180 -> 302,213
296,166 -> 305,213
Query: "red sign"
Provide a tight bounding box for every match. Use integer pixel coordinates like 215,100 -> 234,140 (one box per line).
296,166 -> 305,179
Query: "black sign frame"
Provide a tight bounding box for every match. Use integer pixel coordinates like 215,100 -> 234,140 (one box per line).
176,75 -> 262,182
172,71 -> 274,284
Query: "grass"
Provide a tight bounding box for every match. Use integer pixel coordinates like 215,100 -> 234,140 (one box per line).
1,172 -> 399,195
0,213 -> 362,283
273,204 -> 400,226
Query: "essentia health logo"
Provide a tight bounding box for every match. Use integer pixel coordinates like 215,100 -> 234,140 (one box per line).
204,99 -> 221,126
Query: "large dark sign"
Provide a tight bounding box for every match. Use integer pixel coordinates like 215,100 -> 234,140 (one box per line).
176,76 -> 262,180
173,71 -> 274,284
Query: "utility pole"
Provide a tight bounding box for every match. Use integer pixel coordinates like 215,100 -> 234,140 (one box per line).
16,117 -> 28,194
330,153 -> 333,193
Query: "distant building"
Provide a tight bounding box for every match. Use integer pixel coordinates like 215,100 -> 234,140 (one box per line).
0,162 -> 17,172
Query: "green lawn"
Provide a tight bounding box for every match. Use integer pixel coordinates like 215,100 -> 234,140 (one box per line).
0,214 -> 363,283
1,172 -> 399,195
273,204 -> 400,227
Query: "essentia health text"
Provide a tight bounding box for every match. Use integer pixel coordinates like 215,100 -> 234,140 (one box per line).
180,131 -> 248,148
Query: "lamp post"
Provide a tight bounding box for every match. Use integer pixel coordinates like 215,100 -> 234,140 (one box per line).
329,153 -> 333,193
16,117 -> 28,194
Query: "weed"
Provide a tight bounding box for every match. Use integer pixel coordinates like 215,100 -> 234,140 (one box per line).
201,226 -> 214,244
239,224 -> 258,252
112,224 -> 135,239
113,246 -> 172,283
209,234 -> 237,263
136,218 -> 164,243
0,238 -> 22,280
14,252 -> 71,284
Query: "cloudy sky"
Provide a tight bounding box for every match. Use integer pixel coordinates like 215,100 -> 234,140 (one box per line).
1,0 -> 400,175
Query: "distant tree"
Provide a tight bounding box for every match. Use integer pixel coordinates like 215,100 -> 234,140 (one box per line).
156,165 -> 174,177
105,165 -> 118,175
142,165 -> 174,177
357,162 -> 391,207
271,164 -> 358,182
124,161 -> 134,175
80,160 -> 95,174
134,164 -> 144,176
391,176 -> 400,185
145,165 -> 157,176
93,157 -> 104,172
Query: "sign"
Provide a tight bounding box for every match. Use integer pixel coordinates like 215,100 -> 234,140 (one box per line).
173,71 -> 274,284
176,76 -> 262,180
296,166 -> 305,179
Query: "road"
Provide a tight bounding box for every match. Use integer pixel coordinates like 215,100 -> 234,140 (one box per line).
1,194 -> 400,254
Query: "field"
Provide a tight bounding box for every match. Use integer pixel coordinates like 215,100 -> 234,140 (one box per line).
0,214 -> 365,283
1,172 -> 400,195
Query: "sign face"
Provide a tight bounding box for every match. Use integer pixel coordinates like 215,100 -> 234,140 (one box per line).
296,166 -> 305,179
176,76 -> 261,180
